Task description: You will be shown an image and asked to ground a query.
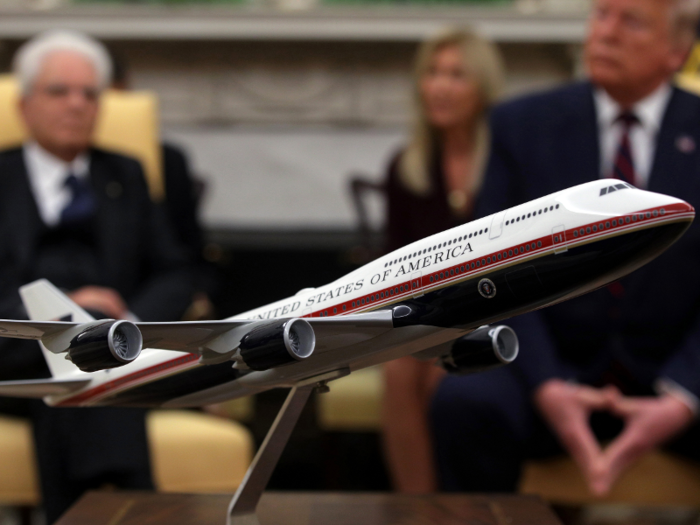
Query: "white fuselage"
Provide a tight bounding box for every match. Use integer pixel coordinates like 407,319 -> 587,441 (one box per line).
45,180 -> 695,407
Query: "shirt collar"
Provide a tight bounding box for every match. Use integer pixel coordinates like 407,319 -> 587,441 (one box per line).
594,82 -> 673,132
25,141 -> 90,181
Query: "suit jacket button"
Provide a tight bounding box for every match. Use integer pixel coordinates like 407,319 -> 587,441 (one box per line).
106,181 -> 123,199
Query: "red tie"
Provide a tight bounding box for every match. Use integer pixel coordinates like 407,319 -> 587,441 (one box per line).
611,112 -> 639,186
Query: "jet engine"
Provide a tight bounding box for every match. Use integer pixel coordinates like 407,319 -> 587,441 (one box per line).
440,325 -> 518,374
66,320 -> 143,373
237,319 -> 316,371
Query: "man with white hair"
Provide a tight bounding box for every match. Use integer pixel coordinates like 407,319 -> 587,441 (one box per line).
431,0 -> 700,495
0,31 -> 193,522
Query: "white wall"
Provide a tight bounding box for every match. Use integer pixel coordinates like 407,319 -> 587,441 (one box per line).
165,126 -> 404,230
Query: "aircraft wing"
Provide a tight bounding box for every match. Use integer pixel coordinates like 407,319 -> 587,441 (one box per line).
0,320 -> 82,340
0,319 -> 258,353
305,311 -> 394,351
134,320 -> 252,350
135,310 -> 393,353
0,318 -> 254,352
0,310 -> 394,357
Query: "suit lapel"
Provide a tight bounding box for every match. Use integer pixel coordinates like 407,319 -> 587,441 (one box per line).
90,150 -> 130,284
649,88 -> 700,205
0,148 -> 45,270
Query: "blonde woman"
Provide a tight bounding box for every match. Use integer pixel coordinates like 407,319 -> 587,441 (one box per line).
382,28 -> 504,493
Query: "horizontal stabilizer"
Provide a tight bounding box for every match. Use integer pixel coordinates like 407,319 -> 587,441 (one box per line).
0,378 -> 90,398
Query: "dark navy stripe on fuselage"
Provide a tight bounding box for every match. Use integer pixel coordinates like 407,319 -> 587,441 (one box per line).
98,221 -> 687,407
56,210 -> 691,407
388,221 -> 688,330
95,360 -> 243,407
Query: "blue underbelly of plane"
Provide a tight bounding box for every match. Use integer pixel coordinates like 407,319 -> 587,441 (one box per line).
392,221 -> 687,330
97,221 -> 686,407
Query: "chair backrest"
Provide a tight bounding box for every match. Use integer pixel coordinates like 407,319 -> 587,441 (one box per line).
0,75 -> 164,201
348,173 -> 386,263
677,72 -> 700,98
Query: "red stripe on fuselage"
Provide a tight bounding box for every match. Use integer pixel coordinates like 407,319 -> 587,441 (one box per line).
55,353 -> 199,406
55,202 -> 693,406
308,202 -> 693,317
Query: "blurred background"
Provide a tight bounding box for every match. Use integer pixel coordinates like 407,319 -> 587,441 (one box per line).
0,0 -> 588,490
0,0 -> 591,316
9,1 -> 696,523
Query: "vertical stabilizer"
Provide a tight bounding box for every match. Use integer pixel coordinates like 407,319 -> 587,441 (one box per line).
19,279 -> 94,378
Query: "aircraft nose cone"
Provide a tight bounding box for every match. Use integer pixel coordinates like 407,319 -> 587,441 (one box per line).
559,181 -> 694,224
661,201 -> 695,219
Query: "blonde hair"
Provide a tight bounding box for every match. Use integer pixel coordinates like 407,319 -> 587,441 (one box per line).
398,28 -> 504,198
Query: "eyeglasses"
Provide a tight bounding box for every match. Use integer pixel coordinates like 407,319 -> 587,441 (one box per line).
40,84 -> 100,102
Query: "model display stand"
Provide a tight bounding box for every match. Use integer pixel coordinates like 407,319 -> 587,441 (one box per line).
228,385 -> 315,525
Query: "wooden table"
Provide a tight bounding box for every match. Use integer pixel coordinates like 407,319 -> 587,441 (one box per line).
56,491 -> 562,525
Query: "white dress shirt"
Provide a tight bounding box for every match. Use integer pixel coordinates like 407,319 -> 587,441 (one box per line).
23,141 -> 91,227
594,83 -> 672,189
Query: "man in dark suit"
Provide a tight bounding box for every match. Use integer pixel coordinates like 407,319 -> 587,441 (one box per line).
0,31 -> 193,522
430,0 -> 700,496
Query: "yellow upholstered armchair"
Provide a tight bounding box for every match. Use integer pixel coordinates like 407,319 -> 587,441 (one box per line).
0,75 -> 253,510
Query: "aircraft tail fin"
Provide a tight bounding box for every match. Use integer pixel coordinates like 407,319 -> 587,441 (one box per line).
19,279 -> 94,378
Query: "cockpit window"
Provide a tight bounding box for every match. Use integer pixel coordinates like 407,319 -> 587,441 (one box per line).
600,183 -> 634,196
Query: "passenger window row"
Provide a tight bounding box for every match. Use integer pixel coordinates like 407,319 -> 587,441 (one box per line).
428,240 -> 544,284
505,204 -> 560,227
384,227 -> 489,268
314,203 -> 661,319
350,284 -> 411,309
328,228 -> 558,317
572,209 -> 663,238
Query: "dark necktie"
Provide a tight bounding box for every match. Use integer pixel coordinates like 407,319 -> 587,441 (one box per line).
611,112 -> 639,186
61,173 -> 96,225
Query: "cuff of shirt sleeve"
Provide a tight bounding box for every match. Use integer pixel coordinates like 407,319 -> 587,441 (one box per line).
654,377 -> 700,417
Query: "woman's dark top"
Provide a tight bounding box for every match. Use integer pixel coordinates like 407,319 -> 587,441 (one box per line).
385,149 -> 471,253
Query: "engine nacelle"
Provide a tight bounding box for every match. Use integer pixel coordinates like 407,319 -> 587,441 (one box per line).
238,319 -> 315,371
66,320 -> 143,373
440,325 -> 518,374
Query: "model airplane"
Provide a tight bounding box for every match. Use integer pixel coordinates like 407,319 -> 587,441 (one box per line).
0,178 -> 693,525
0,179 -> 693,408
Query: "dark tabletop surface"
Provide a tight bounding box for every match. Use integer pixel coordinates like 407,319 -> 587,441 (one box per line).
55,491 -> 563,525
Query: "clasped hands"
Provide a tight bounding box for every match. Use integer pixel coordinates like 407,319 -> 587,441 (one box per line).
68,285 -> 129,320
534,378 -> 693,496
